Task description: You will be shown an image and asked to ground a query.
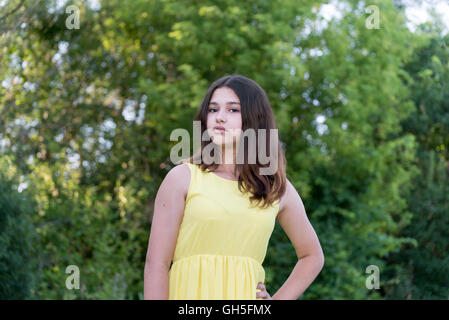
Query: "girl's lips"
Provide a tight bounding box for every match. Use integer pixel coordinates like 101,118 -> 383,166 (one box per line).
213,128 -> 225,134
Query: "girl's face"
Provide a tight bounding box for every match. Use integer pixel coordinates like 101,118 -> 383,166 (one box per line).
206,87 -> 242,147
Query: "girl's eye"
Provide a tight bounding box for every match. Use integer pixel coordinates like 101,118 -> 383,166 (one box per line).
207,107 -> 240,113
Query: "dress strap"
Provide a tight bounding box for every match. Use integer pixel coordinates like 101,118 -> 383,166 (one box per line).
184,162 -> 200,203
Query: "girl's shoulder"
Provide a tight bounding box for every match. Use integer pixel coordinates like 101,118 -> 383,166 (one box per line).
277,178 -> 295,218
164,162 -> 191,200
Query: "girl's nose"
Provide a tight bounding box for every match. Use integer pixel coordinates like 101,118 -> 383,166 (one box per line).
216,111 -> 226,122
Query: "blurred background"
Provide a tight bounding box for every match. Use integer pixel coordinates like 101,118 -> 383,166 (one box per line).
0,0 -> 448,300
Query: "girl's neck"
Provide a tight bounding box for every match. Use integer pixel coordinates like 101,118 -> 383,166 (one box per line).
218,146 -> 236,174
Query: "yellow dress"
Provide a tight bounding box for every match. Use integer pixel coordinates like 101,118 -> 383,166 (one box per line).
168,162 -> 280,300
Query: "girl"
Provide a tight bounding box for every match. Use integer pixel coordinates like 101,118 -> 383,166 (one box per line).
144,74 -> 324,300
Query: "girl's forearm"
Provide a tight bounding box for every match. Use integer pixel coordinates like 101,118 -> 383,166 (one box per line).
272,255 -> 324,300
144,264 -> 170,300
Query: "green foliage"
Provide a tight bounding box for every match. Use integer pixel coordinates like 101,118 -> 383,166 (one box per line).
0,156 -> 38,299
23,161 -> 148,299
265,0 -> 422,299
383,33 -> 449,300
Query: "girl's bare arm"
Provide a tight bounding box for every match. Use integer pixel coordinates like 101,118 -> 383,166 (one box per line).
272,179 -> 325,300
143,164 -> 190,300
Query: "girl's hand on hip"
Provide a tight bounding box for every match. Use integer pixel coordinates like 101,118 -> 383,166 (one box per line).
256,282 -> 272,300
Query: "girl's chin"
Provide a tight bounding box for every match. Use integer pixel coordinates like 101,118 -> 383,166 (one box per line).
211,137 -> 235,146
211,138 -> 228,144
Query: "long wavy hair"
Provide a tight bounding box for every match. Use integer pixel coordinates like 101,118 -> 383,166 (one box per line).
181,74 -> 287,209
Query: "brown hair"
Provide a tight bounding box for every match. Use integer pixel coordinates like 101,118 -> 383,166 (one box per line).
181,74 -> 287,209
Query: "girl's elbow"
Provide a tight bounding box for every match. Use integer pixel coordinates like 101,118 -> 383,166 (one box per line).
317,253 -> 325,269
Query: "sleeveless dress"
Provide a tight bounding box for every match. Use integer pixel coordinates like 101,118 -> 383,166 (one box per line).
168,162 -> 280,300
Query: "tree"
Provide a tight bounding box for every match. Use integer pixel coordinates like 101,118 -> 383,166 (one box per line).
0,156 -> 37,299
384,31 -> 449,300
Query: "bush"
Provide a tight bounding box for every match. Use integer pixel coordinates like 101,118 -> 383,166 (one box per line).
0,156 -> 38,299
